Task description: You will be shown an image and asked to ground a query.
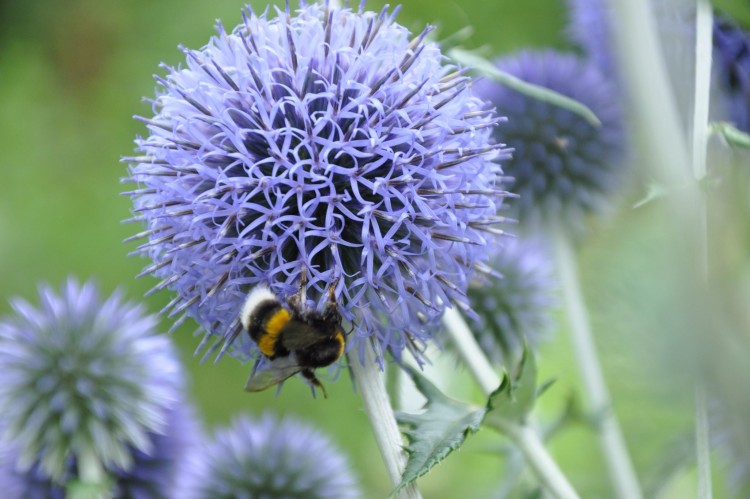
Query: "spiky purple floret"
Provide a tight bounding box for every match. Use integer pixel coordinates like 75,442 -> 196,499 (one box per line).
0,279 -> 181,483
124,3 -> 508,364
713,16 -> 750,132
473,51 -> 626,228
187,413 -> 359,499
467,238 -> 555,364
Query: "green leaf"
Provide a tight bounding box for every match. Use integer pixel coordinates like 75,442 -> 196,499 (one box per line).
710,121 -> 750,149
448,48 -> 602,127
485,347 -> 539,425
393,367 -> 488,495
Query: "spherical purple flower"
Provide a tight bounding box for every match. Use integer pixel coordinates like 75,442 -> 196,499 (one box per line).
0,404 -> 199,499
567,0 -> 750,133
565,0 -> 614,76
472,51 -> 626,228
713,16 -> 750,133
110,404 -> 201,499
124,3 -> 508,366
467,237 -> 555,364
187,413 -> 360,499
0,279 -> 184,489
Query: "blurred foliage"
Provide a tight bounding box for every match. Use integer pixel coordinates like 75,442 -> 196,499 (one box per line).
1,0 -> 749,497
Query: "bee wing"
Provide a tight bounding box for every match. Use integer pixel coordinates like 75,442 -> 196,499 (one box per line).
279,324 -> 327,351
244,356 -> 303,392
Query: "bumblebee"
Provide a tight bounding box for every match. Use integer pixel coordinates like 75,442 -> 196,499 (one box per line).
240,275 -> 344,397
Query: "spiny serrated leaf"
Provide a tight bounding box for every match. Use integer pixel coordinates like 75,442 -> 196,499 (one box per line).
448,48 -> 601,127
393,367 -> 487,495
710,121 -> 750,149
486,347 -> 538,425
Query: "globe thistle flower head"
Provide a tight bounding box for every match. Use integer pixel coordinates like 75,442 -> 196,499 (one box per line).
124,2 -> 508,366
0,279 -> 181,483
713,16 -> 750,133
467,237 -> 555,364
0,404 -> 200,499
189,413 -> 360,499
565,0 -> 614,76
472,50 -> 626,229
110,403 -> 201,499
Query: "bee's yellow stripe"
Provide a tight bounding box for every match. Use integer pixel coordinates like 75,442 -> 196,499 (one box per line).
335,330 -> 345,359
258,308 -> 291,357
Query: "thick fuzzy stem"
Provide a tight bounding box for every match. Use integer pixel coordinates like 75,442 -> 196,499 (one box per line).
347,344 -> 422,499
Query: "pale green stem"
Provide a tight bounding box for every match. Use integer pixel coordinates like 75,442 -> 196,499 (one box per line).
442,308 -> 581,499
692,3 -> 714,497
695,384 -> 713,499
347,344 -> 422,499
552,228 -> 643,499
71,449 -> 110,499
490,419 -> 581,499
442,308 -> 501,394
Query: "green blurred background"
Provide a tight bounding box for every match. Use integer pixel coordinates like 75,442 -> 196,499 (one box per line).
1,0 -> 749,497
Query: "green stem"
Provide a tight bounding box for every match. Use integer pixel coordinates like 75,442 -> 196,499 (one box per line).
347,344 -> 422,499
442,308 -> 501,394
489,419 -> 581,499
441,308 -> 580,499
552,229 -> 643,499
692,4 -> 714,498
695,385 -> 713,499
70,449 -> 110,499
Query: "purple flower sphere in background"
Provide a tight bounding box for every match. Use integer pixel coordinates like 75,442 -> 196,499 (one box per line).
567,0 -> 750,134
0,279 -> 192,495
124,3 -> 508,365
473,51 -> 626,229
187,413 -> 359,499
713,16 -> 750,133
467,238 -> 555,364
1,404 -> 200,499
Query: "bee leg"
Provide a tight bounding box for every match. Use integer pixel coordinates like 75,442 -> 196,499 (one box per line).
301,368 -> 328,399
287,267 -> 308,310
326,277 -> 339,309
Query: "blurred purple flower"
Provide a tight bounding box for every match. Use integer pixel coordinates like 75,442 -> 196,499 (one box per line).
0,278 -> 189,494
124,3 -> 508,365
187,413 -> 360,499
467,237 -> 555,363
567,0 -> 750,133
473,51 -> 627,229
713,16 -> 750,132
1,404 -> 200,499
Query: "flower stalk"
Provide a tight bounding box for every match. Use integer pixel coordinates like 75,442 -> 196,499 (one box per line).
442,308 -> 580,499
347,345 -> 421,499
692,4 -> 714,497
552,227 -> 642,499
68,449 -> 110,499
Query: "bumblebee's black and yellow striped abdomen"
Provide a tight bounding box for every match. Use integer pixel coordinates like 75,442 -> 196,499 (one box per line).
240,285 -> 345,396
